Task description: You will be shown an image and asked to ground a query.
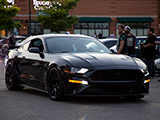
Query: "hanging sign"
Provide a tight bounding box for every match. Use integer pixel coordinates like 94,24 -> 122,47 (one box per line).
33,0 -> 61,10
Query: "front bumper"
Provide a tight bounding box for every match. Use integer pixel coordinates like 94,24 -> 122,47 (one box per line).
63,70 -> 150,97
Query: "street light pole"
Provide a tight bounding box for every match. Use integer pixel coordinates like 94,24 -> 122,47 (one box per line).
29,0 -> 31,35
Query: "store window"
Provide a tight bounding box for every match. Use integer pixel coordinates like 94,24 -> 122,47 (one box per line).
116,23 -> 150,36
74,23 -> 109,38
28,22 -> 43,35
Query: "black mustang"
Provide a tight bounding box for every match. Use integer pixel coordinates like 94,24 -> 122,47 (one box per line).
5,34 -> 150,100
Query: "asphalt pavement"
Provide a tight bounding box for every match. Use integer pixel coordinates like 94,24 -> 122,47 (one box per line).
0,57 -> 160,120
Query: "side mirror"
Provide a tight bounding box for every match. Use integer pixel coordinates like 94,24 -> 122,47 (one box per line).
110,49 -> 116,54
29,47 -> 45,59
29,47 -> 40,53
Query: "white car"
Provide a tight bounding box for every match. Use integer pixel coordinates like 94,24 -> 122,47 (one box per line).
155,58 -> 160,74
99,38 -> 118,49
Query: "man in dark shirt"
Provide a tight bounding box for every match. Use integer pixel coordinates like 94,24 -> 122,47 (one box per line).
125,26 -> 136,57
117,24 -> 127,54
142,27 -> 156,77
98,32 -> 103,39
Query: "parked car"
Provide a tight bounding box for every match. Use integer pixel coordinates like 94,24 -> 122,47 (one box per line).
0,36 -> 26,57
108,36 -> 160,58
5,34 -> 150,101
0,39 -> 4,49
14,36 -> 26,42
136,36 -> 160,59
0,37 -> 10,49
99,37 -> 118,49
155,58 -> 160,74
14,36 -> 33,48
0,36 -> 26,49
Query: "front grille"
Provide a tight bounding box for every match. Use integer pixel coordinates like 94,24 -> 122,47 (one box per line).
89,69 -> 143,81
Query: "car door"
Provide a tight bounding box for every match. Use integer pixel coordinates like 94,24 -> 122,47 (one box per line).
19,38 -> 46,90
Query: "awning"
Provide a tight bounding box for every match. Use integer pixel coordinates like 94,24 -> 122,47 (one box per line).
14,20 -> 24,22
117,17 -> 154,22
25,20 -> 39,23
79,17 -> 112,22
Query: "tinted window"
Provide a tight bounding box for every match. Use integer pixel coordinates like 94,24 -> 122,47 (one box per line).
29,39 -> 44,52
104,41 -> 117,48
45,37 -> 111,53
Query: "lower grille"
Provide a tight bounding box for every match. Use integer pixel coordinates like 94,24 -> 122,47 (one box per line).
89,69 -> 143,81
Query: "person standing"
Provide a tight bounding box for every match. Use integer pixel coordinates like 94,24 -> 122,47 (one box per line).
93,32 -> 97,38
98,32 -> 103,39
116,24 -> 128,54
8,34 -> 15,49
142,27 -> 156,77
124,26 -> 136,57
110,32 -> 115,37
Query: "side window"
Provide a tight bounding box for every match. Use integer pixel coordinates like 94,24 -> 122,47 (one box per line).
104,41 -> 117,48
28,39 -> 44,52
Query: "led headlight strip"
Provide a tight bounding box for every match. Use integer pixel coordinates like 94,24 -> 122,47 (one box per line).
69,80 -> 88,85
144,79 -> 150,83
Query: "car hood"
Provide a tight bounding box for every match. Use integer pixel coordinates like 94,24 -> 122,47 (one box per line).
50,53 -> 139,69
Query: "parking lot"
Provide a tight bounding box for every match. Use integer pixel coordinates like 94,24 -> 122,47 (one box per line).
1,57 -> 160,120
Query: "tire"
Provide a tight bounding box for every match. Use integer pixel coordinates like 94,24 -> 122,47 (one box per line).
47,68 -> 64,101
5,62 -> 23,91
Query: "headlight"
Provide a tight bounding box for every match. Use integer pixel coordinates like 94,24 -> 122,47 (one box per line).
144,79 -> 150,83
69,79 -> 88,85
65,67 -> 89,74
134,57 -> 149,77
140,67 -> 149,76
71,67 -> 89,74
134,57 -> 146,69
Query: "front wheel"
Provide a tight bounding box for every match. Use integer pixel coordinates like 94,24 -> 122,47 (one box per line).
47,68 -> 64,101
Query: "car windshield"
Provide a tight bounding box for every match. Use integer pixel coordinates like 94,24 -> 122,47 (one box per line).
45,37 -> 111,53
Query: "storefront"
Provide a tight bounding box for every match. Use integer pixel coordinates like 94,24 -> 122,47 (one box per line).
11,0 -> 160,37
74,17 -> 112,37
116,17 -> 154,36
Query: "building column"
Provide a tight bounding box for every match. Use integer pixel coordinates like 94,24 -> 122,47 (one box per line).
19,21 -> 28,36
110,17 -> 117,37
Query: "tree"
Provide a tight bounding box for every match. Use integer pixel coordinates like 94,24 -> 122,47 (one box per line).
37,0 -> 79,33
0,0 -> 22,31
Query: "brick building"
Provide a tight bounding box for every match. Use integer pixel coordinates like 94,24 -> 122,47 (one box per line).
11,0 -> 160,37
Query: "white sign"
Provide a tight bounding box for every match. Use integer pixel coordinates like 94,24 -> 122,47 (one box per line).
4,0 -> 14,8
33,0 -> 61,10
7,0 -> 14,5
33,0 -> 52,10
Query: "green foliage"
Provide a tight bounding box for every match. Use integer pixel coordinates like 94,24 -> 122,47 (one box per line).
37,0 -> 79,33
0,0 -> 22,31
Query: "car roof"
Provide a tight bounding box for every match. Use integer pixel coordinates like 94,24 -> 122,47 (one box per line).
136,36 -> 160,38
136,36 -> 147,38
14,36 -> 26,38
32,34 -> 94,40
99,38 -> 118,42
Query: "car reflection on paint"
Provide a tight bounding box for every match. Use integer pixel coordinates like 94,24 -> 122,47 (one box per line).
5,34 -> 150,101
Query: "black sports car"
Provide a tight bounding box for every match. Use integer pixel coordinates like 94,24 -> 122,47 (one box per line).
5,34 -> 150,100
